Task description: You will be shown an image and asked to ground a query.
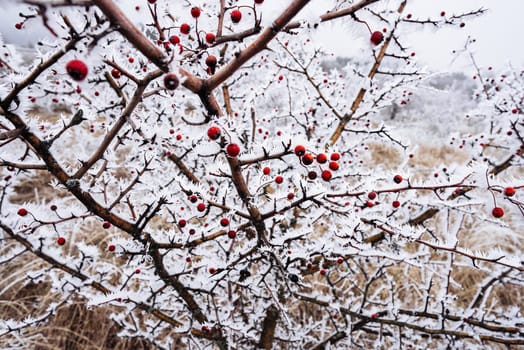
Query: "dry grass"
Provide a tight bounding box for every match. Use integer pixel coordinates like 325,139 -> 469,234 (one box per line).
0,250 -> 156,350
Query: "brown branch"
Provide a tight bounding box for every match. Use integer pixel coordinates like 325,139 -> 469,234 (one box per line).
0,160 -> 47,170
0,128 -> 25,140
0,221 -> 186,329
222,84 -> 233,116
360,218 -> 524,271
284,0 -> 381,30
93,0 -> 169,72
214,26 -> 262,45
168,153 -> 199,183
294,293 -> 524,345
73,70 -> 163,179
311,331 -> 347,350
406,147 -> 523,227
1,35 -> 83,110
227,155 -> 267,244
205,0 -> 311,92
329,1 -> 407,145
258,304 -> 279,349
148,247 -> 207,324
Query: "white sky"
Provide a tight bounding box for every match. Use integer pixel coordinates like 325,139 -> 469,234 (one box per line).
1,0 -> 522,72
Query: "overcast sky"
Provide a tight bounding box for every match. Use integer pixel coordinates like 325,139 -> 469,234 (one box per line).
1,0 -> 522,73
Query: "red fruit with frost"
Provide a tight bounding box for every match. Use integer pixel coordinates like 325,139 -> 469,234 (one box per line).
207,126 -> 221,140
164,73 -> 179,90
321,170 -> 332,181
294,145 -> 306,156
66,60 -> 88,81
230,9 -> 242,23
180,23 -> 190,34
316,153 -> 327,164
370,31 -> 384,45
190,7 -> 201,18
504,187 -> 516,197
226,143 -> 241,157
205,33 -> 216,44
492,207 -> 504,218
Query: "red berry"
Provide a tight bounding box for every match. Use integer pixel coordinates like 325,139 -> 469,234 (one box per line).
366,200 -> 374,208
440,11 -> 446,16
230,9 -> 242,23
278,75 -> 284,81
263,166 -> 271,175
209,267 -> 217,274
393,175 -> 403,184
197,203 -> 206,212
207,126 -> 221,140
190,7 -> 201,18
370,31 -> 384,45
189,195 -> 198,203
321,170 -> 332,181
102,221 -> 111,229
220,218 -> 230,227
275,175 -> 284,184
316,153 -> 327,164
66,60 -> 88,81
205,55 -> 217,68
302,153 -> 314,165
287,192 -> 295,200
185,257 -> 191,262
330,152 -> 340,161
328,161 -> 339,171
511,108 -> 518,114
371,313 -> 378,319
135,269 -> 141,274
228,230 -> 236,239
50,205 -> 57,211
17,208 -> 28,216
320,269 -> 327,275
169,35 -> 180,45
178,219 -> 187,227
392,200 -> 401,208
205,33 -> 216,44
368,192 -> 377,200
108,244 -> 116,252
492,207 -> 504,218
226,143 -> 241,157
164,73 -> 179,90
180,23 -> 190,34
111,68 -> 121,79
294,145 -> 306,156
308,171 -> 317,180
15,22 -> 23,30
255,0 -> 264,3
337,257 -> 343,264
504,187 -> 516,197
57,237 -> 66,245
147,0 -> 156,3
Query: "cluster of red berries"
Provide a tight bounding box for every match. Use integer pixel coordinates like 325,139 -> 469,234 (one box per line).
292,145 -> 340,182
